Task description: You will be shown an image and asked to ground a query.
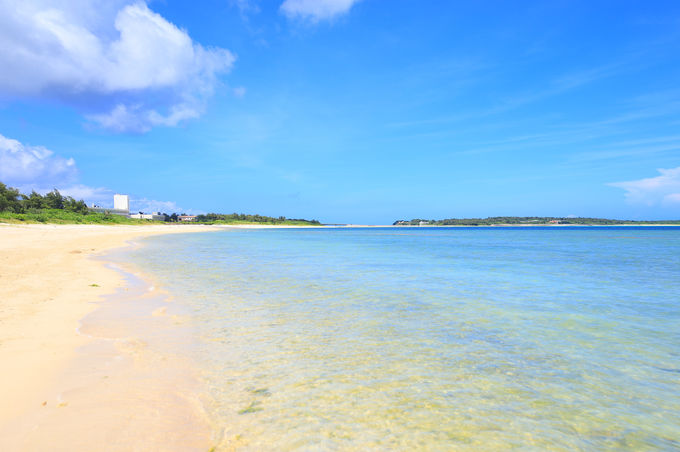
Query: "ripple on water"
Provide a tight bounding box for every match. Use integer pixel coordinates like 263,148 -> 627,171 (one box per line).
125,227 -> 680,450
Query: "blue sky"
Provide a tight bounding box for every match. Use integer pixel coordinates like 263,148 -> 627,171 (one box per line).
1,0 -> 679,223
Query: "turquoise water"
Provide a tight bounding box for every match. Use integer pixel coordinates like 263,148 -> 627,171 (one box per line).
126,227 -> 680,450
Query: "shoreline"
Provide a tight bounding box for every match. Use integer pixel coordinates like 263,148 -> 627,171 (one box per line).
0,223 -> 220,450
343,223 -> 680,227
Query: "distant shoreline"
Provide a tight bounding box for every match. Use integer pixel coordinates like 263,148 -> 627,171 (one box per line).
391,218 -> 680,227
334,223 -> 680,228
4,221 -> 678,230
390,223 -> 680,227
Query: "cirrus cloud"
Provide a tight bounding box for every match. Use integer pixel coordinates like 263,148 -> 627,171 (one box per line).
0,1 -> 234,132
609,167 -> 680,206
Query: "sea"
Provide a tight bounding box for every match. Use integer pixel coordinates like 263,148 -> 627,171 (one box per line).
119,226 -> 680,450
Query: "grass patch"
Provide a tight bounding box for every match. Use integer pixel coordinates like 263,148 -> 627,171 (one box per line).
0,210 -> 165,225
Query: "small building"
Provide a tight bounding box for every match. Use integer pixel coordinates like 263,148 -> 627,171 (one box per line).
130,212 -> 167,221
178,215 -> 197,222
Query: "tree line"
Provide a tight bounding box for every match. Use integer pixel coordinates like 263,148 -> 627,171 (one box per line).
0,182 -> 89,214
195,213 -> 321,225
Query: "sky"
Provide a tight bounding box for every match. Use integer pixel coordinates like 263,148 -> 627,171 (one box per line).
1,0 -> 679,224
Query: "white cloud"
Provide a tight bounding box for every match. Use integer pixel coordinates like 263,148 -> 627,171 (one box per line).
0,132 -> 78,186
59,184 -> 113,204
0,1 -> 234,132
280,0 -> 361,22
609,167 -> 680,206
0,133 -> 182,211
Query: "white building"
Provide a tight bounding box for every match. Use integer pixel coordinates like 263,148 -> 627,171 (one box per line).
89,194 -> 168,220
113,194 -> 129,212
89,194 -> 130,216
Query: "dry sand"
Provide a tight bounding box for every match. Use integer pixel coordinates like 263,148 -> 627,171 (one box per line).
0,223 -> 219,451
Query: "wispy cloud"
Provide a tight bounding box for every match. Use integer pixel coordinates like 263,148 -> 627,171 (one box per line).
130,197 -> 184,214
0,1 -> 234,132
477,59 -> 634,117
87,103 -> 202,134
609,167 -> 680,206
230,0 -> 260,15
387,56 -> 644,131
383,83 -> 680,167
280,0 -> 362,22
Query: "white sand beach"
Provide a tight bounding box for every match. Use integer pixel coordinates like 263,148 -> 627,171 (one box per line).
0,223 -> 219,451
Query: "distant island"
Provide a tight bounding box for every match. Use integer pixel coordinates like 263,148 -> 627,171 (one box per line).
393,217 -> 680,226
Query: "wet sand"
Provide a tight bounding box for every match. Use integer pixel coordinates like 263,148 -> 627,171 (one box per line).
0,223 -> 219,451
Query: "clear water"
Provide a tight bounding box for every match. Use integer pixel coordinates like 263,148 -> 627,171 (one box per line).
125,227 -> 680,450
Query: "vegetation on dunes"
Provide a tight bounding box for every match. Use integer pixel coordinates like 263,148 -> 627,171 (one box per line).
0,208 -> 157,224
0,182 -> 147,224
0,181 -> 321,225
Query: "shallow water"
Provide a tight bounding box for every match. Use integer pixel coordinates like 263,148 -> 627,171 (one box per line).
125,227 -> 680,450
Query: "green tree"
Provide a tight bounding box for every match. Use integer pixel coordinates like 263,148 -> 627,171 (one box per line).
22,190 -> 45,210
43,189 -> 65,209
0,182 -> 23,213
63,196 -> 89,213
